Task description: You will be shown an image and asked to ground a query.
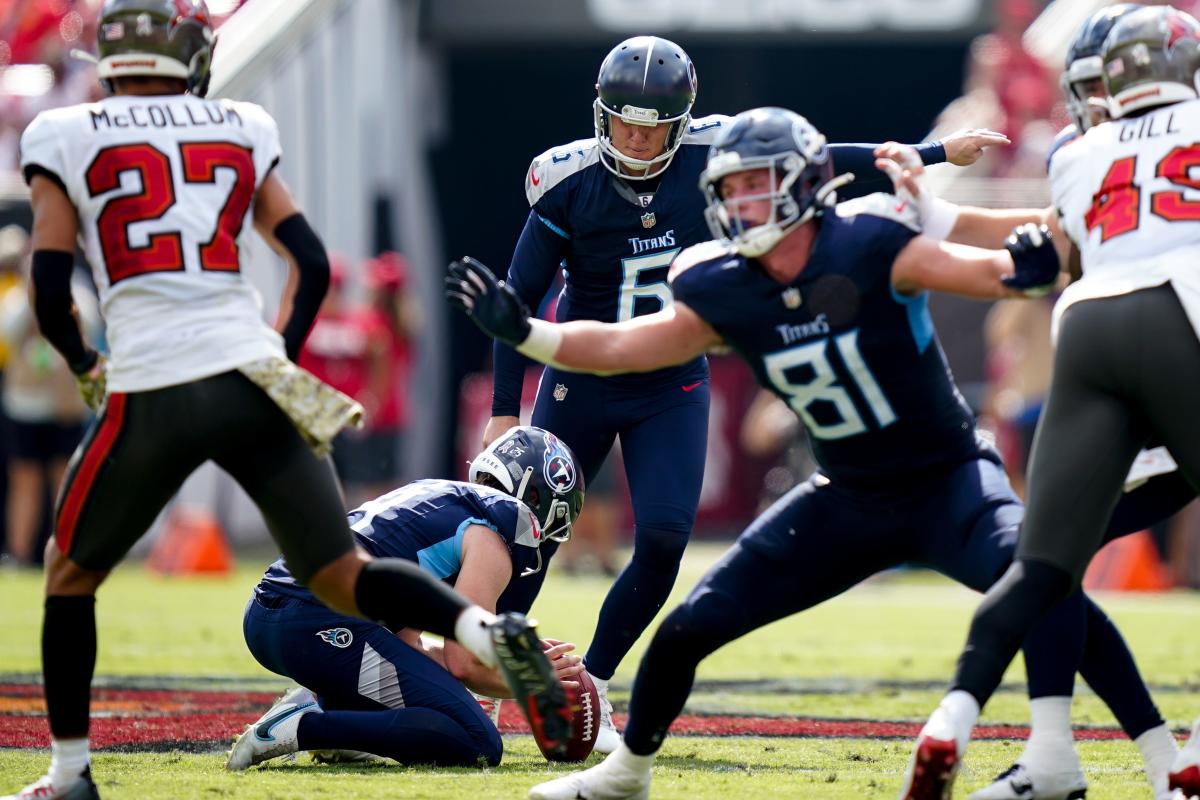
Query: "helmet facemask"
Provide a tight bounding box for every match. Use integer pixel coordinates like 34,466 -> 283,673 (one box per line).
1062,56 -> 1110,131
701,151 -> 848,259
593,97 -> 691,181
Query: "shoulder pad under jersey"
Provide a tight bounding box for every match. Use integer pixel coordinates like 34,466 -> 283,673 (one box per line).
668,240 -> 738,283
525,137 -> 600,206
680,114 -> 731,146
834,192 -> 922,233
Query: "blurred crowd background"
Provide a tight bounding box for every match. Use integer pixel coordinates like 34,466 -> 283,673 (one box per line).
2,0 -> 1198,586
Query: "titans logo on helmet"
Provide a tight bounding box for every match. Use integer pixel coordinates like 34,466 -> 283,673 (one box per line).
541,432 -> 577,492
316,628 -> 353,648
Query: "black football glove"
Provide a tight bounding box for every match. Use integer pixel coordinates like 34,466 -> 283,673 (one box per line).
1001,223 -> 1059,297
445,257 -> 533,346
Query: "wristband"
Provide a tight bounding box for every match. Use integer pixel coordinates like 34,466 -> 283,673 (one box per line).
516,318 -> 563,364
922,196 -> 961,242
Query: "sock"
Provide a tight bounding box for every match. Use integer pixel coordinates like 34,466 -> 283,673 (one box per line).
954,559 -> 1073,708
43,596 -> 96,740
1135,723 -> 1178,797
584,526 -> 687,680
608,741 -> 656,773
923,690 -> 980,753
48,737 -> 90,787
1025,696 -> 1074,752
1079,599 -> 1164,740
1022,590 -> 1086,699
353,558 -> 470,637
453,605 -> 499,669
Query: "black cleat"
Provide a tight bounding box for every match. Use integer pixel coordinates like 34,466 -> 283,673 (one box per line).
489,612 -> 571,759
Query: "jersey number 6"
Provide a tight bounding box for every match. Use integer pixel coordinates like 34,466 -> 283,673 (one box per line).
86,141 -> 256,284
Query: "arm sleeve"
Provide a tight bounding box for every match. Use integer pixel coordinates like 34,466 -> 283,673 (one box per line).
31,250 -> 97,374
491,209 -> 570,416
273,213 -> 330,361
828,141 -> 946,186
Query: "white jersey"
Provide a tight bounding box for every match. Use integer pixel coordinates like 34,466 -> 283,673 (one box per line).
1050,97 -> 1200,340
19,94 -> 286,392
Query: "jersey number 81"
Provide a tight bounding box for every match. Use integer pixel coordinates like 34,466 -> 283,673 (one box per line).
764,329 -> 897,441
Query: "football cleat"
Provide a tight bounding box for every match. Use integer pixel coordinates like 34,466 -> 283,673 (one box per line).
1169,718 -> 1200,799
489,613 -> 572,760
1,767 -> 100,800
528,752 -> 651,800
593,677 -> 621,756
898,733 -> 961,800
968,762 -> 1087,800
226,686 -> 321,770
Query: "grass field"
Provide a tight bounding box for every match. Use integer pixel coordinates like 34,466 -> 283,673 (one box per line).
2,543 -> 1199,798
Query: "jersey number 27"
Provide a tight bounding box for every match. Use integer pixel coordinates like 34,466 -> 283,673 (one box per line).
86,141 -> 255,284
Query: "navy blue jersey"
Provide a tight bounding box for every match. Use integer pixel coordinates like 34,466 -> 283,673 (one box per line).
669,193 -> 989,487
490,121 -> 947,415
257,479 -> 542,600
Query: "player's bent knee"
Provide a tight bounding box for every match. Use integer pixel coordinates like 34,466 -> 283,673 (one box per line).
43,541 -> 107,596
631,525 -> 691,570
649,591 -> 749,666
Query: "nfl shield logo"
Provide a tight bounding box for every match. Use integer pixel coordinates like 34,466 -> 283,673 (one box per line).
641,211 -> 656,229
553,383 -> 568,401
782,288 -> 802,309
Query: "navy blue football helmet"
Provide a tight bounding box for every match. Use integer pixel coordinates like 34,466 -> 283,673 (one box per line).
699,107 -> 851,258
1062,4 -> 1140,130
593,36 -> 697,181
469,426 -> 585,548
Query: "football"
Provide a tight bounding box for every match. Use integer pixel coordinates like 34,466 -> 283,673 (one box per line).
540,669 -> 600,763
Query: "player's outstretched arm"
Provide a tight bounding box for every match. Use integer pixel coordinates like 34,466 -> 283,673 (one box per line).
254,173 -> 330,361
447,257 -> 719,375
892,223 -> 1061,301
873,142 -> 1052,250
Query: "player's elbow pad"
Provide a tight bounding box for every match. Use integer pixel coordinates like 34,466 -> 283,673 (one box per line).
274,213 -> 330,361
31,249 -> 95,374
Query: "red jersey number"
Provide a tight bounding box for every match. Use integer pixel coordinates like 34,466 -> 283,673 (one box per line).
1084,156 -> 1139,243
1085,143 -> 1200,243
86,141 -> 256,284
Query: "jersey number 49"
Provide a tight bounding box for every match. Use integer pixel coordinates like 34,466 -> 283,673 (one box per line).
1086,143 -> 1200,243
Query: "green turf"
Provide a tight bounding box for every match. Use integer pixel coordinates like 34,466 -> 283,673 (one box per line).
2,544 -> 1198,798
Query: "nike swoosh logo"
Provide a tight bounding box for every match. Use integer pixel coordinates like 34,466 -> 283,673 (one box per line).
895,201 -> 907,213
254,701 -> 316,741
530,166 -> 540,186
681,381 -> 704,392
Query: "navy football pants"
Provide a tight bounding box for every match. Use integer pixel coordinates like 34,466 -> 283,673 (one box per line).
243,593 -> 501,766
497,366 -> 709,681
622,456 -> 1185,754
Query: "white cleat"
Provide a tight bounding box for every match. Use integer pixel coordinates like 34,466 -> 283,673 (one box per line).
528,749 -> 651,800
968,762 -> 1087,800
1,768 -> 100,800
591,675 -> 621,756
1170,718 -> 1200,799
226,686 -> 321,770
